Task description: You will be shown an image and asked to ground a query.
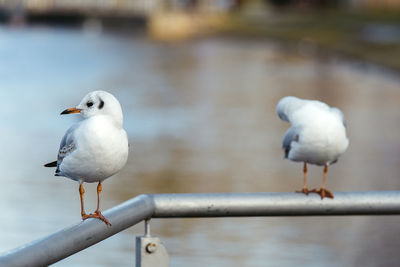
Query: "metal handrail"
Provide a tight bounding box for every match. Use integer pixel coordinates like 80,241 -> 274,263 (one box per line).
1,191 -> 400,266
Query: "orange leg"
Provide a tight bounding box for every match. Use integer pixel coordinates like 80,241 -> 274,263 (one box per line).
296,162 -> 310,195
95,181 -> 102,213
80,182 -> 112,226
311,164 -> 334,199
79,183 -> 87,217
93,182 -> 111,226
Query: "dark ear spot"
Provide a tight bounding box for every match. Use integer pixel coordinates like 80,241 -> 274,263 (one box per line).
99,98 -> 104,109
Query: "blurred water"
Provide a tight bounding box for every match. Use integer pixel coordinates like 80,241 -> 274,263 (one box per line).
1,25 -> 400,266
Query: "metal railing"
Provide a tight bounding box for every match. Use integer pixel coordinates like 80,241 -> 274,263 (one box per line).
1,191 -> 400,266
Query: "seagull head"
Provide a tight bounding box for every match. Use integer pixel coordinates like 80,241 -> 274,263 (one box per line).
61,91 -> 124,126
276,96 -> 305,122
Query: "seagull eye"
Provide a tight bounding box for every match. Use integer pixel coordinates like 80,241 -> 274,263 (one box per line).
86,101 -> 93,107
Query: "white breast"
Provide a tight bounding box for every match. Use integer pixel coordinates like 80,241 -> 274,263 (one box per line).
59,116 -> 129,183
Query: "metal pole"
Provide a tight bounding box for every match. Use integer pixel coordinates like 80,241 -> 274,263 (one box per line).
144,219 -> 151,237
1,191 -> 400,266
152,191 -> 400,217
0,194 -> 155,267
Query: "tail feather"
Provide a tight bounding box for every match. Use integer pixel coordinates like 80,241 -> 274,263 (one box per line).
44,161 -> 57,167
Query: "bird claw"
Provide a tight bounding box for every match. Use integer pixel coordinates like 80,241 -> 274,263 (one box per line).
310,188 -> 334,199
82,212 -> 112,226
296,188 -> 310,195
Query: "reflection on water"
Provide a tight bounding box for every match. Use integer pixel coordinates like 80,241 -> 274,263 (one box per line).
1,26 -> 400,266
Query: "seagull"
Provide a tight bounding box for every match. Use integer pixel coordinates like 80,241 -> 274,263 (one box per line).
276,96 -> 349,199
45,91 -> 129,226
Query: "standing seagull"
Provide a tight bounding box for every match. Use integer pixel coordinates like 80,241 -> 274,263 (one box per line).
276,96 -> 349,199
45,91 -> 129,226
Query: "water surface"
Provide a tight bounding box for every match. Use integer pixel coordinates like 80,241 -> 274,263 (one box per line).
1,26 -> 400,266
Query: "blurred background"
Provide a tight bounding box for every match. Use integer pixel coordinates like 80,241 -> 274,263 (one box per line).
1,0 -> 400,266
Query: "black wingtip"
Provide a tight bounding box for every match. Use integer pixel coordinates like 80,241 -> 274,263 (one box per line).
44,161 -> 57,167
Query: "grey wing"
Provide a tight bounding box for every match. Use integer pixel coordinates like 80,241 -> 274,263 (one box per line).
282,126 -> 300,158
330,107 -> 346,128
55,124 -> 78,175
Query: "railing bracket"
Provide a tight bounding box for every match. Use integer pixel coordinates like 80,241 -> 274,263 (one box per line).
136,219 -> 169,267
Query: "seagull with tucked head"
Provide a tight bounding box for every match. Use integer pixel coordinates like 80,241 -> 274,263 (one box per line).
276,96 -> 349,199
45,91 -> 129,226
